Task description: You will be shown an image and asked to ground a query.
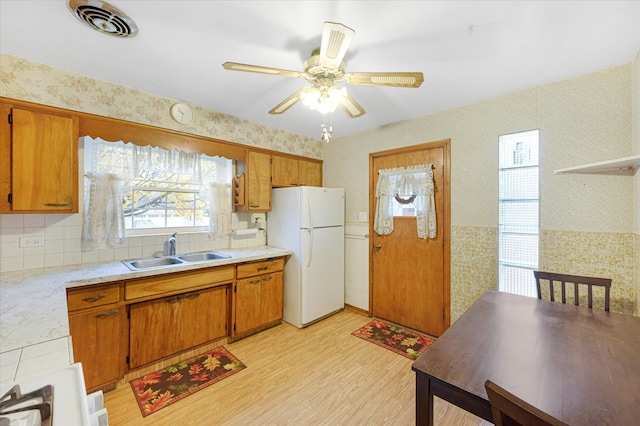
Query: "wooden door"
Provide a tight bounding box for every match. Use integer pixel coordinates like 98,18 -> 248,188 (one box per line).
182,286 -> 228,348
129,293 -> 185,368
11,107 -> 78,212
370,140 -> 450,336
68,305 -> 123,391
260,271 -> 284,324
298,159 -> 323,186
272,155 -> 299,187
246,151 -> 271,210
235,277 -> 263,334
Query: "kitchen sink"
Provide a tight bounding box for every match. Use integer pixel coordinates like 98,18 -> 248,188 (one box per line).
122,257 -> 186,270
122,251 -> 231,271
178,252 -> 231,262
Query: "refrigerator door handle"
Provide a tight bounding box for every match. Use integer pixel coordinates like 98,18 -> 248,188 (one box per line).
306,228 -> 313,268
307,194 -> 313,229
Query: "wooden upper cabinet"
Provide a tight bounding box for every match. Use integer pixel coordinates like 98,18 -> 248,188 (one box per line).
245,151 -> 271,211
272,155 -> 299,187
0,103 -> 79,213
298,159 -> 322,186
272,155 -> 322,187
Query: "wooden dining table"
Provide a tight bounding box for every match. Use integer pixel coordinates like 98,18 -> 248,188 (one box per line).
412,290 -> 640,425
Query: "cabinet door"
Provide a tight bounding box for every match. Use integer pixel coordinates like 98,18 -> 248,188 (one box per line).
271,155 -> 299,187
129,287 -> 228,368
10,108 -> 78,212
298,160 -> 323,187
68,305 -> 123,392
182,286 -> 228,349
234,277 -> 263,334
129,293 -> 185,368
246,151 -> 271,211
261,271 -> 284,324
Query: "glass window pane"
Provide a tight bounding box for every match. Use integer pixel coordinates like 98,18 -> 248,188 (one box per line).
498,130 -> 539,297
86,137 -> 232,233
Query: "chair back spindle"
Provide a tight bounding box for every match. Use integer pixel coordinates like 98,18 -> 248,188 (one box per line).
533,271 -> 611,311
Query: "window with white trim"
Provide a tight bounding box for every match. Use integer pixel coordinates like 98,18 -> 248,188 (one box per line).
498,130 -> 539,297
83,137 -> 232,236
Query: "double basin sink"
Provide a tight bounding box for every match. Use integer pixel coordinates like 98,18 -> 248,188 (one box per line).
122,251 -> 231,271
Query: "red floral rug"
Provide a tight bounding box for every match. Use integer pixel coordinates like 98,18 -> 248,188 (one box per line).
130,346 -> 246,417
351,319 -> 435,360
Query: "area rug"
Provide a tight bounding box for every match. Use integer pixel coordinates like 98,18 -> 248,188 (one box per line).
130,346 -> 246,417
351,319 -> 435,360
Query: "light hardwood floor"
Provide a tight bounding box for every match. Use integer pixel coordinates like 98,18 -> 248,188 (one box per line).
104,309 -> 492,425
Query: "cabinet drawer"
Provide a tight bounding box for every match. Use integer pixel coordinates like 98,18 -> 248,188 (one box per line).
67,284 -> 120,312
237,258 -> 284,278
125,266 -> 234,300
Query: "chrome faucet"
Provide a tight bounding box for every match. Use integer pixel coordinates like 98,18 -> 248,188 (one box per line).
168,233 -> 177,256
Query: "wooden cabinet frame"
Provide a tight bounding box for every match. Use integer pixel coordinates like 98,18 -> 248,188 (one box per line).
1,97 -> 322,215
0,101 -> 79,213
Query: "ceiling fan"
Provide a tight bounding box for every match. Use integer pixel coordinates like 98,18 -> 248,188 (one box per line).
222,22 -> 424,120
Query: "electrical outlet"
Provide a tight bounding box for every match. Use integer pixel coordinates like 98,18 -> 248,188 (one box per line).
358,212 -> 368,222
251,213 -> 266,224
20,236 -> 44,248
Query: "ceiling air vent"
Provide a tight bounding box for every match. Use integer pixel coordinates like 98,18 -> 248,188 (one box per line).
68,0 -> 138,38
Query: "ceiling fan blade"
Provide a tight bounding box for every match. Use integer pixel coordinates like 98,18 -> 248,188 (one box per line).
268,89 -> 304,115
344,72 -> 424,88
222,62 -> 302,79
319,22 -> 355,70
340,94 -> 366,118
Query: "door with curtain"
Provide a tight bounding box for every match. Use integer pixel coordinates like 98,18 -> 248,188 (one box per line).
369,140 -> 450,336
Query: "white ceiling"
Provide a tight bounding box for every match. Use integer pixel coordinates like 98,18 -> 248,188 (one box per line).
1,1 -> 639,140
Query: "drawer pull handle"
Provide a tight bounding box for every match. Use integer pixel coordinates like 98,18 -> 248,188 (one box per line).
185,293 -> 200,300
263,276 -> 273,281
44,203 -> 70,207
249,279 -> 261,284
257,266 -> 268,271
167,296 -> 183,303
82,294 -> 106,302
94,310 -> 118,319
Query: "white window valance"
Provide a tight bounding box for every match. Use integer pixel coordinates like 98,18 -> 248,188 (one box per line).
373,164 -> 437,239
82,137 -> 232,249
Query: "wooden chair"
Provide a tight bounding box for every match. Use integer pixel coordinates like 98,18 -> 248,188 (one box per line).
533,271 -> 611,312
484,380 -> 569,426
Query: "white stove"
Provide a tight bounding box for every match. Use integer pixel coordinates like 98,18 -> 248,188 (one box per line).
0,383 -> 53,426
0,364 -> 102,426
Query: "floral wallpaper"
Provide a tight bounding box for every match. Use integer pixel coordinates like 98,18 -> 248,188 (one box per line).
0,53 -> 323,159
0,53 -> 320,273
324,62 -> 638,320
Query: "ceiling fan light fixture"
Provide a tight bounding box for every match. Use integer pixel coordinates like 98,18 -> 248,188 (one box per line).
301,85 -> 347,115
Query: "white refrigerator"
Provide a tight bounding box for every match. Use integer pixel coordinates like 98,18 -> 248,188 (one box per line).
268,186 -> 345,328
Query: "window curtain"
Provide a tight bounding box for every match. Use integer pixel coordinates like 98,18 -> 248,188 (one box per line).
207,158 -> 233,240
82,172 -> 126,250
373,164 -> 437,239
82,137 -> 232,249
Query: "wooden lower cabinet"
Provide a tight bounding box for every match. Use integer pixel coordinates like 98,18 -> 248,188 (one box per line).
234,272 -> 283,335
234,258 -> 285,337
68,304 -> 124,392
67,259 -> 284,391
128,285 -> 228,369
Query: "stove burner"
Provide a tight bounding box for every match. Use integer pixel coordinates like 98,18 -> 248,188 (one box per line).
0,385 -> 53,426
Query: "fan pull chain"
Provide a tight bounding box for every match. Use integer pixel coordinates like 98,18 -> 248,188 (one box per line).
320,113 -> 333,142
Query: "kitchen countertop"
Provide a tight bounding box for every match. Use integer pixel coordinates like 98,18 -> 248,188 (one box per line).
0,246 -> 292,354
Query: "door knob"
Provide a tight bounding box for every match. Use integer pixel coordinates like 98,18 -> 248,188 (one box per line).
374,243 -> 382,250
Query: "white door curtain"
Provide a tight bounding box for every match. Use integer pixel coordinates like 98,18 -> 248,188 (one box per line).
373,164 -> 437,239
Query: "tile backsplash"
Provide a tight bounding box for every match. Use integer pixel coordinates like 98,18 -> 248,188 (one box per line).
0,212 -> 265,273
